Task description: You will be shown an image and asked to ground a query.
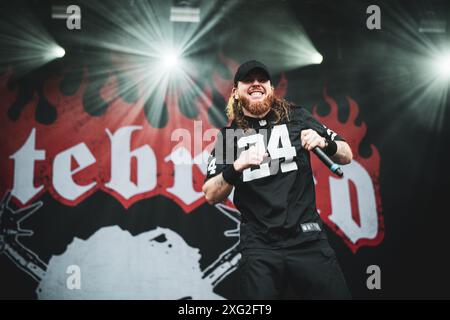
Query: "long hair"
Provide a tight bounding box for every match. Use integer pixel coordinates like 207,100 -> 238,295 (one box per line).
225,93 -> 293,130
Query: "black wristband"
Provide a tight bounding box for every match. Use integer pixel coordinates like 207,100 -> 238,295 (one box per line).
222,165 -> 242,185
323,139 -> 338,156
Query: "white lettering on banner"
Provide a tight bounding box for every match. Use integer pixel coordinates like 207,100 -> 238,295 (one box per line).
9,127 -> 212,205
328,160 -> 378,243
165,147 -> 203,205
105,126 -> 156,199
53,143 -> 97,200
10,128 -> 46,204
165,148 -> 230,205
8,127 -> 378,248
193,150 -> 209,176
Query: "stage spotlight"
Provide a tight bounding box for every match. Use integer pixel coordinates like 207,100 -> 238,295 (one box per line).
49,46 -> 66,59
433,52 -> 450,79
163,52 -> 179,69
311,53 -> 323,64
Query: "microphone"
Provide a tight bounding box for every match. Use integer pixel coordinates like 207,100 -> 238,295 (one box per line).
312,147 -> 344,177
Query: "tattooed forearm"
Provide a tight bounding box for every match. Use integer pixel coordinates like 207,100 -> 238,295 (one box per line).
202,173 -> 234,205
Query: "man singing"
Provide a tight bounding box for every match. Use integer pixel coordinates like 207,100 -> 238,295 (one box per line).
202,60 -> 352,299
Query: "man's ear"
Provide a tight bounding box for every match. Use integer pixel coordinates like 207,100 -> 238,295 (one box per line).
232,87 -> 238,100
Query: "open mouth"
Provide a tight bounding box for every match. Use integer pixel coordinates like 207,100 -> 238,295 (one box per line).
248,89 -> 265,98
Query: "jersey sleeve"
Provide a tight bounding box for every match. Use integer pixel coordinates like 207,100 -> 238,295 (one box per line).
295,106 -> 346,142
204,128 -> 229,182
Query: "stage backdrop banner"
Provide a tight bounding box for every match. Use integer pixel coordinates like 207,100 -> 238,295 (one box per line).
0,52 -> 387,299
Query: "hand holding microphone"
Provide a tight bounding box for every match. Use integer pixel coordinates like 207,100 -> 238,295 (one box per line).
300,129 -> 344,177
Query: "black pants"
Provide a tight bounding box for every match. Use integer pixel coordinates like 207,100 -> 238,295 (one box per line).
237,239 -> 351,299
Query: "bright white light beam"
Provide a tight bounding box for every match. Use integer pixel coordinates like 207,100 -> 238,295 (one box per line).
163,52 -> 179,69
433,52 -> 450,79
311,53 -> 323,64
50,45 -> 65,59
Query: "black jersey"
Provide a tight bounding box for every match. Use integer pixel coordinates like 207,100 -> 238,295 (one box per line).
205,105 -> 345,249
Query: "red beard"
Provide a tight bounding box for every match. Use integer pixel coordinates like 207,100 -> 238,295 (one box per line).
240,93 -> 274,116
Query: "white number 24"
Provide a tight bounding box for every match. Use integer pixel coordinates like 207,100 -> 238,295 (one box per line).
238,124 -> 297,182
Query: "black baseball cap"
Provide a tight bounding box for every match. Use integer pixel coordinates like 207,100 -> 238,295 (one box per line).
234,60 -> 271,85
